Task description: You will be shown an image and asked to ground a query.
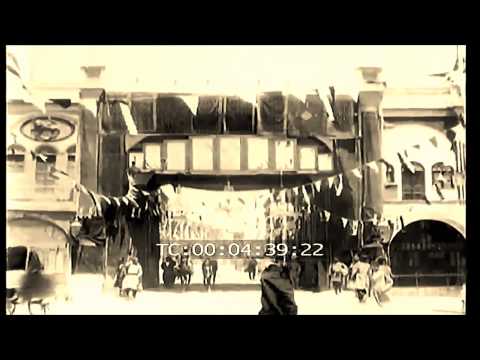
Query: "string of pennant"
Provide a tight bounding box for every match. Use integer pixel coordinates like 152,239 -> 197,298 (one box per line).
263,135 -> 444,233
34,134 -> 445,228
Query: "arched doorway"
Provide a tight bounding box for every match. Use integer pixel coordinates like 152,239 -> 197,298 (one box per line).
390,220 -> 465,287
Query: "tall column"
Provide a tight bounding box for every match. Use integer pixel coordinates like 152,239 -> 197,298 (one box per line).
358,67 -> 385,224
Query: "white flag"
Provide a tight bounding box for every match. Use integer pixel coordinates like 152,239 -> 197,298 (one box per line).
324,210 -> 331,222
351,168 -> 362,178
341,217 -> 348,228
302,186 -> 311,206
351,220 -> 359,235
335,174 -> 343,196
99,195 -> 112,206
326,176 -> 333,189
366,162 -> 379,173
314,180 -> 321,192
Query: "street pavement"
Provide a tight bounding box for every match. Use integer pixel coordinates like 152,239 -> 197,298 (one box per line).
9,274 -> 465,315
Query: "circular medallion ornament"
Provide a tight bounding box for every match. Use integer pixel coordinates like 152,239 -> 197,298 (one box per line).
20,116 -> 74,142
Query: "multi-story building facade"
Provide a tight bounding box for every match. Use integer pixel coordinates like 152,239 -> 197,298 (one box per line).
380,78 -> 466,286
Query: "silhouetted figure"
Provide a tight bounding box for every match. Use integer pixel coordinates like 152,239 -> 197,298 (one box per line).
259,256 -> 298,315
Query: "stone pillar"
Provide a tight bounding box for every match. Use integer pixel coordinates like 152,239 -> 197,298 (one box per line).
358,67 -> 385,223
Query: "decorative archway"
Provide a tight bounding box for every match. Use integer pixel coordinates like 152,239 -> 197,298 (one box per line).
389,219 -> 465,287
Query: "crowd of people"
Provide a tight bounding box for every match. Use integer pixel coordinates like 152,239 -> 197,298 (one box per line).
112,247 -> 394,312
328,254 -> 394,306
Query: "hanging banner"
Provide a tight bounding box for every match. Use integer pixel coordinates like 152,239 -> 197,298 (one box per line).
351,220 -> 359,235
327,176 -> 334,189
314,180 -> 321,192
302,186 -> 311,207
335,174 -> 343,196
323,210 -> 331,222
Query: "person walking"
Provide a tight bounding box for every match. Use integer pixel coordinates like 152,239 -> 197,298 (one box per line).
247,257 -> 258,280
329,257 -> 348,295
210,258 -> 218,287
350,254 -> 370,303
259,255 -> 298,315
288,254 -> 302,289
347,254 -> 360,290
114,257 -> 127,296
370,257 -> 394,306
122,257 -> 143,299
202,257 -> 213,291
161,256 -> 176,288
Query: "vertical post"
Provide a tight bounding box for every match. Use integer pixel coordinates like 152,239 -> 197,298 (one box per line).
104,235 -> 109,290
152,94 -> 157,132
415,272 -> 419,289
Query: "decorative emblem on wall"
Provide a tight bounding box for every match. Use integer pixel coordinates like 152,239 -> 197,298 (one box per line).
20,116 -> 75,142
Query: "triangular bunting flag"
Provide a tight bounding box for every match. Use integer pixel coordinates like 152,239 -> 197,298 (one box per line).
335,174 -> 343,196
429,136 -> 438,148
99,195 -> 112,206
293,187 -> 299,195
366,162 -> 379,173
113,197 -> 121,207
302,185 -> 309,199
327,176 -> 334,189
341,217 -> 348,228
323,210 -> 331,222
351,168 -> 362,178
413,144 -> 421,150
314,180 -> 321,192
351,220 -> 359,235
397,151 -> 416,174
434,183 -> 445,200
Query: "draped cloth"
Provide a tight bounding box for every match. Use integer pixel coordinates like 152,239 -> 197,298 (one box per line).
194,96 -> 221,133
126,214 -> 160,289
156,96 -> 193,133
99,134 -> 127,197
225,96 -> 254,133
335,139 -> 362,220
131,99 -> 154,132
258,92 -> 285,134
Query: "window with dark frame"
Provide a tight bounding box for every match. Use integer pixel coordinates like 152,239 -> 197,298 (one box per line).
7,145 -> 26,173
401,162 -> 425,200
35,146 -> 57,190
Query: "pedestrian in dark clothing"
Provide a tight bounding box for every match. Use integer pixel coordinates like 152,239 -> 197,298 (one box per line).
114,258 -> 127,296
202,257 -> 213,290
259,256 -> 298,315
247,257 -> 258,280
161,256 -> 176,288
210,258 -> 218,286
288,255 -> 302,289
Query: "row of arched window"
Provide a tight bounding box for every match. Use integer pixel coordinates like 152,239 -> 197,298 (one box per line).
385,161 -> 455,200
7,144 -> 76,188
